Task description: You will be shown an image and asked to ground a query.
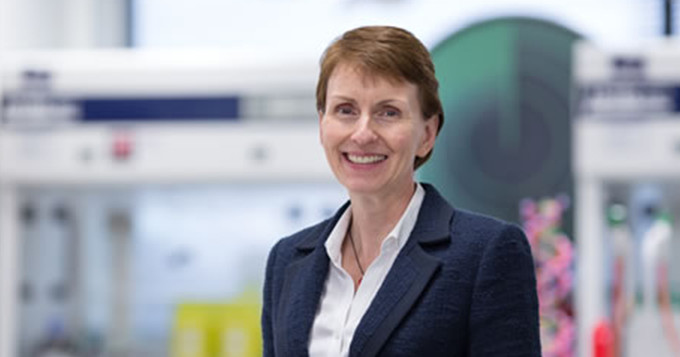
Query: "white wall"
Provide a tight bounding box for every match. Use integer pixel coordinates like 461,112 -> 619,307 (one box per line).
0,0 -> 127,49
0,0 -> 669,52
134,0 -> 662,53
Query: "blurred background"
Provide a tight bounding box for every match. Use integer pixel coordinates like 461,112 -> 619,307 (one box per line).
0,0 -> 679,356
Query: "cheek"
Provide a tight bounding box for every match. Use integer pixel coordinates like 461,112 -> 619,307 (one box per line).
322,119 -> 345,140
320,121 -> 339,150
395,130 -> 423,154
319,119 -> 330,138
409,126 -> 429,151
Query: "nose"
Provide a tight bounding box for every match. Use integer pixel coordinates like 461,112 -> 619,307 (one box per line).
350,114 -> 377,145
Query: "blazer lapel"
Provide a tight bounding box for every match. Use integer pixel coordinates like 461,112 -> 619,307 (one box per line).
349,184 -> 454,357
276,202 -> 349,356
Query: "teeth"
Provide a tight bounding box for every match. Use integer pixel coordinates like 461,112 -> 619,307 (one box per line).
347,154 -> 386,164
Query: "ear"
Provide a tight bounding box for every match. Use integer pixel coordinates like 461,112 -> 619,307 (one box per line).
416,114 -> 439,157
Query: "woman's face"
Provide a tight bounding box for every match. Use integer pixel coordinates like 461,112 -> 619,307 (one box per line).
319,63 -> 438,197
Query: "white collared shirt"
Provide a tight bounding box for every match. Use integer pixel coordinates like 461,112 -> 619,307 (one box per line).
308,183 -> 426,357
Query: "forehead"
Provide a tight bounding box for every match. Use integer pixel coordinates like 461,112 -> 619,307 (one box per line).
327,62 -> 415,94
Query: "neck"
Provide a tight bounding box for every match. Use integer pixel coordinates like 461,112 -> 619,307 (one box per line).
348,181 -> 416,258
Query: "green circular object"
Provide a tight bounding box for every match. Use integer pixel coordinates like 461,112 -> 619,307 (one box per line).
419,17 -> 582,229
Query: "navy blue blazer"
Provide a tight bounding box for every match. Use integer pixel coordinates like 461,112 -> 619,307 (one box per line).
262,184 -> 541,356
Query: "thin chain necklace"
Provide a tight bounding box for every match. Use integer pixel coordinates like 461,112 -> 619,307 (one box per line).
347,217 -> 365,285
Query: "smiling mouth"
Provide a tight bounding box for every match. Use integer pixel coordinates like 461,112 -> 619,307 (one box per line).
345,153 -> 387,164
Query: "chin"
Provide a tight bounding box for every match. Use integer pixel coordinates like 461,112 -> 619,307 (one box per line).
339,179 -> 385,195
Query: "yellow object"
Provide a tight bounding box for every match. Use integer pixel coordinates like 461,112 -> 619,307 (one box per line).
172,297 -> 261,357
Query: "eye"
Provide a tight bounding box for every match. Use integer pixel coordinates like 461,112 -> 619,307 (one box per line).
335,104 -> 357,117
378,107 -> 401,119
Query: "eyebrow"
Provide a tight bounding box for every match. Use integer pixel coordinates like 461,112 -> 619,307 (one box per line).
328,96 -> 408,107
376,99 -> 407,107
328,95 -> 357,105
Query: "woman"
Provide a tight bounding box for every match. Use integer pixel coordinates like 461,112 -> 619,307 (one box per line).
262,26 -> 540,357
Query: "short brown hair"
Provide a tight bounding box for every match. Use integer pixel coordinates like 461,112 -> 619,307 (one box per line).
316,26 -> 444,169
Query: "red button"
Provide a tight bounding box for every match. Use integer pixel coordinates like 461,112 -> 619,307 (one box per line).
112,132 -> 133,160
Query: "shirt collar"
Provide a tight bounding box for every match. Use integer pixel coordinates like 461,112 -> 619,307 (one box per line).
324,183 -> 426,267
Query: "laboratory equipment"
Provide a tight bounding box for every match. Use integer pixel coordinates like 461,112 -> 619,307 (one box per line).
573,41 -> 680,357
0,49 -> 343,357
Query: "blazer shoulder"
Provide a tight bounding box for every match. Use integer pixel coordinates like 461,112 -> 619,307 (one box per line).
448,209 -> 530,261
451,208 -> 524,240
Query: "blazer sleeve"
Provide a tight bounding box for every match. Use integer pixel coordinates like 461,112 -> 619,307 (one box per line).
262,240 -> 281,357
468,224 -> 541,356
